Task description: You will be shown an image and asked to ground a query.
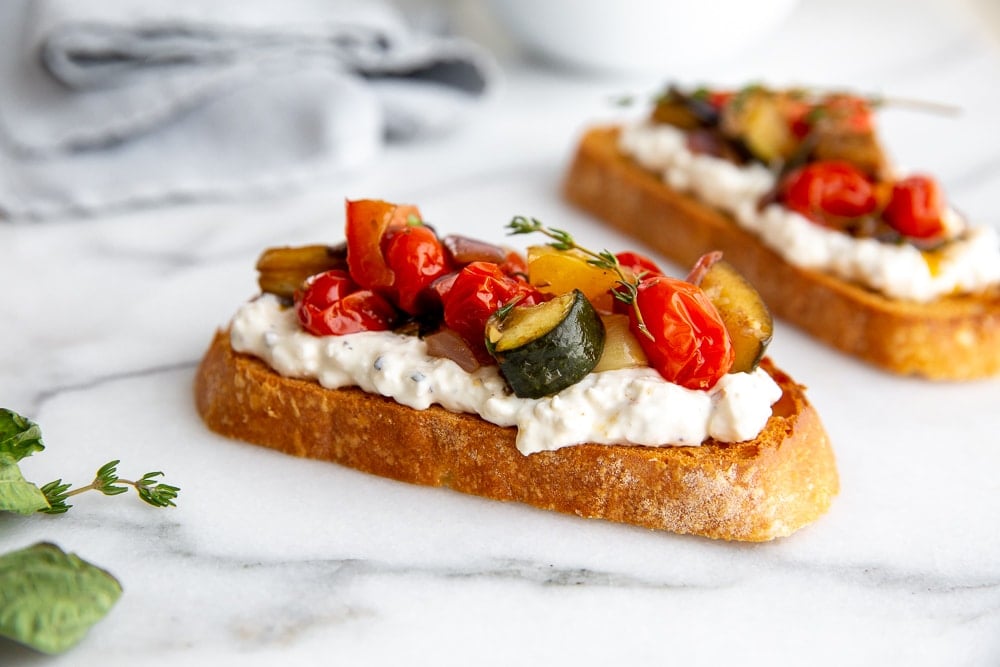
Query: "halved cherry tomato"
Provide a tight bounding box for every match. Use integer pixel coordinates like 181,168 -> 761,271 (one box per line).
345,199 -> 421,293
296,269 -> 398,336
780,160 -> 877,223
442,261 -> 543,361
384,224 -> 453,314
882,175 -> 947,239
630,276 -> 734,390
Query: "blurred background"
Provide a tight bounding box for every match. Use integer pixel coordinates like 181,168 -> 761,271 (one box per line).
2,0 -> 999,222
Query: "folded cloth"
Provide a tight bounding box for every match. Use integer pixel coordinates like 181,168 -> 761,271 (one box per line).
0,0 -> 496,220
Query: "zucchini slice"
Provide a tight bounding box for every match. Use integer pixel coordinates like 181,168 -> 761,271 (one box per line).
698,260 -> 773,373
486,290 -> 605,398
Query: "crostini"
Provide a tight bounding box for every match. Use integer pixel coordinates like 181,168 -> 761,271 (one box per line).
195,199 -> 838,541
563,84 -> 1000,379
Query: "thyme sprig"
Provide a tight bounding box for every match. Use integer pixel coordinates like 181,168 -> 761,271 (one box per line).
507,216 -> 654,340
39,460 -> 179,514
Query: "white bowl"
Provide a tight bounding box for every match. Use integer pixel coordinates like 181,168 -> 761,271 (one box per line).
482,0 -> 800,73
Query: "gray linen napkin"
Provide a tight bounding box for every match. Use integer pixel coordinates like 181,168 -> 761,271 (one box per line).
0,0 -> 495,220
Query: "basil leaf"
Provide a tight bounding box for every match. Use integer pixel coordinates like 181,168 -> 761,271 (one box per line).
0,454 -> 50,515
0,542 -> 122,654
0,409 -> 45,462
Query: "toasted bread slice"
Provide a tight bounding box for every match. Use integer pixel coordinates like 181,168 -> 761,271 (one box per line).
563,126 -> 1000,380
195,330 -> 838,541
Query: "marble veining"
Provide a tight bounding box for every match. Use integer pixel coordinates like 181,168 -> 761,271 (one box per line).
3,0 -> 1000,664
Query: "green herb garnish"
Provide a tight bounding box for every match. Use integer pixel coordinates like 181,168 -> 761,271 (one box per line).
506,216 -> 654,340
0,408 -> 179,515
0,408 -> 179,654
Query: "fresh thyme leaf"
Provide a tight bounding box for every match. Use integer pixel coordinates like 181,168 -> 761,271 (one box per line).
0,542 -> 122,654
0,408 -> 45,463
493,292 -> 530,324
505,216 -> 654,340
36,460 -> 181,511
38,479 -> 72,515
91,460 -> 127,496
134,473 -> 180,508
0,410 -> 180,516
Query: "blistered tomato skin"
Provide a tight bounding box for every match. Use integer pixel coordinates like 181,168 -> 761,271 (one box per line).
780,160 -> 877,223
384,225 -> 453,315
345,199 -> 421,293
499,249 -> 529,278
883,175 -> 947,239
630,277 -> 734,391
443,261 -> 543,360
296,270 -> 398,336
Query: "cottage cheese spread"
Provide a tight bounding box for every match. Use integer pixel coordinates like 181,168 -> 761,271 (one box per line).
619,122 -> 1000,302
230,294 -> 783,455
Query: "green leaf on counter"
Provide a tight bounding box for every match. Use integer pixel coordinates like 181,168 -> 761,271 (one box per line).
0,542 -> 122,654
0,408 -> 45,462
0,454 -> 50,515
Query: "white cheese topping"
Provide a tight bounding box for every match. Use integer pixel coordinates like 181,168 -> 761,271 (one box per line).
619,122 -> 1000,302
230,295 -> 783,455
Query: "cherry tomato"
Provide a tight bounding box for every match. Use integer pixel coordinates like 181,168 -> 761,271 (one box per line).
824,94 -> 874,133
615,251 -> 664,279
708,90 -> 734,110
428,270 -> 460,306
780,160 -> 877,223
630,276 -> 734,390
499,249 -> 529,278
296,269 -> 398,336
882,175 -> 947,239
784,99 -> 815,139
384,224 -> 453,314
442,261 -> 543,361
345,199 -> 421,293
788,95 -> 872,139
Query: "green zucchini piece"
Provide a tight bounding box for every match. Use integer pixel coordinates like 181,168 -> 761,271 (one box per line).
486,290 -> 605,399
699,260 -> 773,373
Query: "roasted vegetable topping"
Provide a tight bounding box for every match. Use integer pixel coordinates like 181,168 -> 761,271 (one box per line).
256,244 -> 347,300
296,269 -> 398,336
654,85 -> 887,177
264,200 -> 774,397
632,276 -> 734,390
592,314 -> 648,372
650,84 -> 960,247
509,217 -> 737,390
486,290 -> 605,398
883,175 -> 947,239
345,199 -> 421,292
441,261 -> 544,363
383,223 -> 453,315
779,160 -> 878,224
693,256 -> 773,373
527,245 -> 621,313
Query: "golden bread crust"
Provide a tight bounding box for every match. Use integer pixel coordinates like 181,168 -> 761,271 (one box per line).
563,126 -> 1000,380
195,330 -> 838,541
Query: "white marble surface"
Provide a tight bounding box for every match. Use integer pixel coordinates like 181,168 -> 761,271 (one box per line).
2,0 -> 1000,664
